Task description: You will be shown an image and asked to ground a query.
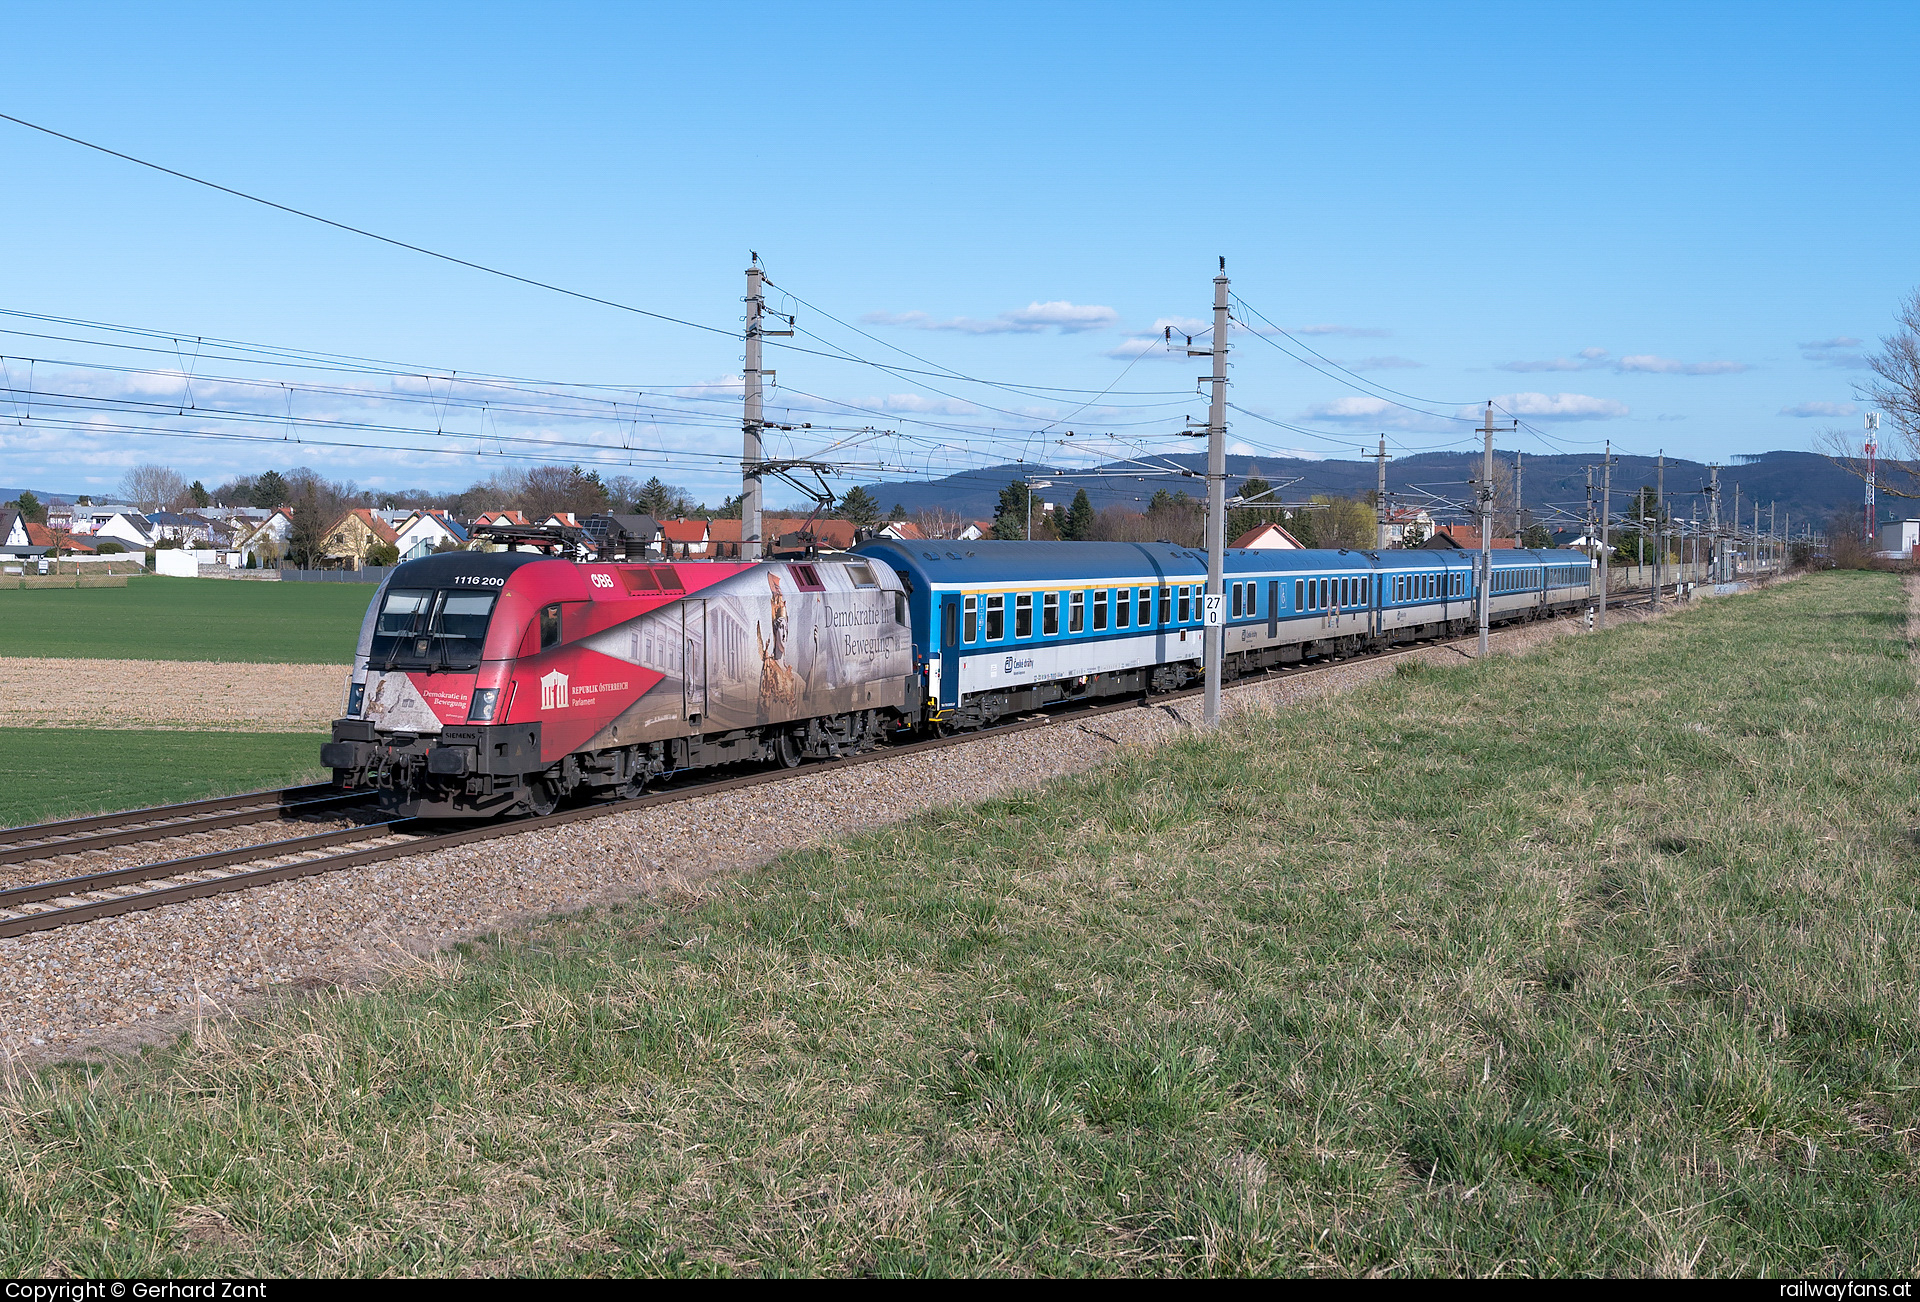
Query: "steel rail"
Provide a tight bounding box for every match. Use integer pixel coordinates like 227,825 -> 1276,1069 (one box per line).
1,587 -> 1671,939
0,792 -> 376,866
0,783 -> 344,846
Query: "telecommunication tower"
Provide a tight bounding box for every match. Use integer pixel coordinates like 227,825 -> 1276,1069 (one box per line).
1865,412 -> 1880,548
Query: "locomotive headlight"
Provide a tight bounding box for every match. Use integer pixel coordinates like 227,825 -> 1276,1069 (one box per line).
467,687 -> 500,722
346,681 -> 365,716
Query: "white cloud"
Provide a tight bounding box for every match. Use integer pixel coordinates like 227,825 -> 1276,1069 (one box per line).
1348,356 -> 1422,370
1617,354 -> 1749,376
865,393 -> 980,416
1467,392 -> 1629,421
1578,347 -> 1609,360
1780,400 -> 1857,418
1499,356 -> 1598,373
862,300 -> 1118,335
1298,395 -> 1456,432
1800,337 -> 1870,369
1287,324 -> 1389,338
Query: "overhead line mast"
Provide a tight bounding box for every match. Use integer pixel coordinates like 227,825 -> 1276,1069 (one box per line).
1187,258 -> 1231,728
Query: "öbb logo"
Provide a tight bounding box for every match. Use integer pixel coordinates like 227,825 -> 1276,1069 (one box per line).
540,669 -> 570,710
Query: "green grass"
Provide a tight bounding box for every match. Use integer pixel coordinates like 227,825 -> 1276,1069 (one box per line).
0,575 -> 368,662
4,572 -> 1917,1276
0,728 -> 329,827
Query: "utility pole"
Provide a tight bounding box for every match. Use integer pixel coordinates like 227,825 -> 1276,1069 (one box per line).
1653,454 -> 1665,608
742,257 -> 766,561
1707,466 -> 1721,582
1371,435 -> 1391,550
1477,403 -> 1496,658
1514,449 -> 1524,543
1865,412 -> 1880,548
1732,482 -> 1742,576
1597,441 -> 1613,630
1188,259 -> 1230,728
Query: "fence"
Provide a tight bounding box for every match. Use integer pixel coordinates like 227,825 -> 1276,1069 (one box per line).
278,567 -> 394,584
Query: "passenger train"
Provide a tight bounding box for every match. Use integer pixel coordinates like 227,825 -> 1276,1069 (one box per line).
322,537 -> 1594,817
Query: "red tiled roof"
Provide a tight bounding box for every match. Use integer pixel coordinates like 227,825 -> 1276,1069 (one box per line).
660,519 -> 709,543
1436,526 -> 1516,549
344,508 -> 400,545
27,522 -> 95,552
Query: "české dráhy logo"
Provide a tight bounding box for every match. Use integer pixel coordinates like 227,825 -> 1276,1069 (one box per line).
540,669 -> 569,710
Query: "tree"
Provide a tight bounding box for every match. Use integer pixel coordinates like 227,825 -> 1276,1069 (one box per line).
992,478 -> 1032,539
1398,519 -> 1426,548
1311,495 -> 1376,549
253,470 -> 290,510
839,485 -> 881,528
187,480 -> 211,509
1520,522 -> 1553,549
365,541 -> 400,567
1227,474 -> 1281,543
119,464 -> 185,512
1062,488 -> 1094,541
888,502 -> 907,522
1859,288 -> 1920,473
12,491 -> 43,523
634,476 -> 692,519
909,506 -> 966,539
286,490 -> 332,569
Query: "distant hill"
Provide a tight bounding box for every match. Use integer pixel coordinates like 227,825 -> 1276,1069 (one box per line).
847,449 -> 1884,531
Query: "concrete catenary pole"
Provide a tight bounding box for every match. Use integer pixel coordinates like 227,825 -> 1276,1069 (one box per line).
1203,259 -> 1230,727
742,258 -> 766,561
1478,403 -> 1494,658
1732,482 -> 1741,576
1653,453 -> 1665,608
1514,449 -> 1524,542
1597,440 -> 1612,630
1708,464 -> 1720,582
1375,434 -> 1390,550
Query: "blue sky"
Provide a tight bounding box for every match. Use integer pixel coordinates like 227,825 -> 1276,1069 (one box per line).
3,0 -> 1914,505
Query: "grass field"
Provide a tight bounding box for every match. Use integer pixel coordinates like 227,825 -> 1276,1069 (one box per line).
0,576 -> 368,663
0,729 -> 330,827
4,572 -> 1916,1276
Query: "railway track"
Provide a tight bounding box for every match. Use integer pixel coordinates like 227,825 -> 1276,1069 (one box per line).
0,586 -> 1678,940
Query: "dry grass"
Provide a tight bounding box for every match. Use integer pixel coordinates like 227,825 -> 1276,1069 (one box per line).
1,571 -> 1916,1276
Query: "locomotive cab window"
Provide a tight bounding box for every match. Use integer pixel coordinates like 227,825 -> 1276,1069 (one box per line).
370,587 -> 500,670
847,563 -> 879,589
539,603 -> 562,650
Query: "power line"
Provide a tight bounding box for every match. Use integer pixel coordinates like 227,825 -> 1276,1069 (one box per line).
0,113 -> 736,338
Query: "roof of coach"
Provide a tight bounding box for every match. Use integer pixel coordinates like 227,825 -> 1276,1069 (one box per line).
387,549 -> 554,587
856,538 -> 1209,586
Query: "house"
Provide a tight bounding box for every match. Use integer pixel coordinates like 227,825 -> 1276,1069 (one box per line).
541,512 -> 581,530
879,520 -> 926,541
705,518 -> 743,558
1424,526 -> 1517,551
236,508 -> 294,567
0,510 -> 49,560
472,510 -> 531,530
395,510 -> 468,561
25,522 -> 93,556
93,512 -> 158,551
317,508 -> 401,569
1380,506 -> 1436,547
956,519 -> 996,541
143,511 -> 226,546
659,519 -> 710,558
1877,520 -> 1920,557
1229,522 -> 1306,550
765,517 -> 860,555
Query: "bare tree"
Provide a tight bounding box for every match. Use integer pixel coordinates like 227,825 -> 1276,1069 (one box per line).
909,506 -> 968,539
119,464 -> 186,512
1819,288 -> 1920,501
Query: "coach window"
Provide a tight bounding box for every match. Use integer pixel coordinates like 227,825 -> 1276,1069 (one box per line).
1069,590 -> 1085,633
1115,586 -> 1130,627
1015,593 -> 1033,638
1159,586 -> 1172,624
1360,577 -> 1369,604
964,595 -> 979,643
1178,585 -> 1192,622
986,594 -> 1005,640
1093,589 -> 1109,631
1295,578 -> 1305,610
1138,588 -> 1152,625
1231,583 -> 1242,618
1043,591 -> 1060,635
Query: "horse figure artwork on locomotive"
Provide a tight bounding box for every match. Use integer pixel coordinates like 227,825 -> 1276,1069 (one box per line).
324,528 -> 1595,821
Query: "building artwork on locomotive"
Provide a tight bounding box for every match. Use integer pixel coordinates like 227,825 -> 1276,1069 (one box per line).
324,538 -> 1594,819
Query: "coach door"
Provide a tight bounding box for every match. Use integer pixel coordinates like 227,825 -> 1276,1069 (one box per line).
939,597 -> 961,708
682,599 -> 707,726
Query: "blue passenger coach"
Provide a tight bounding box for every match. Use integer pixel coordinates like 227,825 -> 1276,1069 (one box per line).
856,538 -> 1592,728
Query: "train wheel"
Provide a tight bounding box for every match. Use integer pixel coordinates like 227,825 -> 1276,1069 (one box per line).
775,731 -> 804,768
619,771 -> 647,800
525,775 -> 559,818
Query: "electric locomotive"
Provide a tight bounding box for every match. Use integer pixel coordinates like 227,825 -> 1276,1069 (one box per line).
322,544 -> 916,817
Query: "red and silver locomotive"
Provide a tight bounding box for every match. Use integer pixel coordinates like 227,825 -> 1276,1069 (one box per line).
322,540 -> 915,817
